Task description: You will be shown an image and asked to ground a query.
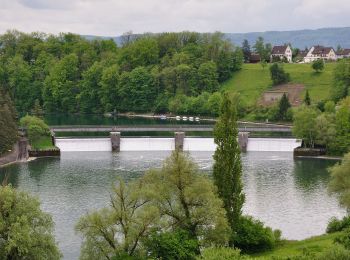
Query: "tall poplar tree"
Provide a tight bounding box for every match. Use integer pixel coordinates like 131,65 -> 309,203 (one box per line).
213,93 -> 245,246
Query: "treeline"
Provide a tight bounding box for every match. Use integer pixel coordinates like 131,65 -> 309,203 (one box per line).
0,89 -> 17,155
0,30 -> 242,114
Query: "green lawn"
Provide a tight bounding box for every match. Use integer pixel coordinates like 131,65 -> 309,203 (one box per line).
222,63 -> 336,106
251,232 -> 340,259
31,136 -> 56,150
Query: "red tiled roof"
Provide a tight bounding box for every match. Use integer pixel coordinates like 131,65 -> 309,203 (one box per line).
336,49 -> 350,55
312,46 -> 334,56
271,45 -> 288,55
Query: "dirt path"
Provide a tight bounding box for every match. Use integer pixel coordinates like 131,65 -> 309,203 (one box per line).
0,144 -> 18,167
0,138 -> 29,167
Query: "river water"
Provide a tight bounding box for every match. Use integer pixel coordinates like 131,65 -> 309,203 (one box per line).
0,151 -> 345,259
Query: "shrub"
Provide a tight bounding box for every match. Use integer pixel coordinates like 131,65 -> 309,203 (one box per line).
312,59 -> 325,73
196,247 -> 247,260
231,216 -> 281,253
334,228 -> 350,250
144,229 -> 199,260
20,115 -> 50,143
327,216 -> 350,233
270,63 -> 290,85
317,244 -> 350,260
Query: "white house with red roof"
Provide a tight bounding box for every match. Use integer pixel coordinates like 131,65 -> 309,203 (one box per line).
303,46 -> 337,63
270,45 -> 292,63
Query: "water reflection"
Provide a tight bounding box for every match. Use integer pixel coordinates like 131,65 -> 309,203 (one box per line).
0,152 -> 346,260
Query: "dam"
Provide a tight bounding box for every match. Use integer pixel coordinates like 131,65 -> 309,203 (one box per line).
55,137 -> 301,152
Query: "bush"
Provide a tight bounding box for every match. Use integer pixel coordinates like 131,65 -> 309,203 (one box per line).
317,244 -> 350,260
327,216 -> 350,233
270,63 -> 290,85
144,229 -> 199,260
334,228 -> 350,250
196,247 -> 247,260
20,115 -> 50,143
232,216 -> 281,253
312,59 -> 325,73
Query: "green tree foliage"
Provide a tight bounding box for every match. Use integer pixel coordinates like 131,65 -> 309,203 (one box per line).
76,179 -> 160,259
270,63 -> 290,85
292,106 -> 320,148
332,59 -> 350,102
304,90 -> 311,105
312,59 -> 325,73
142,151 -> 230,248
329,152 -> 350,212
253,37 -> 271,62
334,228 -> 350,250
0,185 -> 61,259
20,115 -> 50,144
276,93 -> 292,121
213,94 -> 245,245
145,229 -> 199,260
329,97 -> 350,154
0,89 -> 17,155
242,39 -> 251,63
0,30 -> 242,114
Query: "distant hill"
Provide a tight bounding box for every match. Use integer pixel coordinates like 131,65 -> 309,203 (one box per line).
224,27 -> 350,49
84,27 -> 350,49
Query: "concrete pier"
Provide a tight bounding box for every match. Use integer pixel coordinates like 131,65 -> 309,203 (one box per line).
238,132 -> 249,152
110,132 -> 121,152
175,132 -> 185,151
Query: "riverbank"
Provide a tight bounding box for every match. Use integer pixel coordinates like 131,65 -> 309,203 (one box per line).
0,144 -> 18,168
253,232 -> 340,258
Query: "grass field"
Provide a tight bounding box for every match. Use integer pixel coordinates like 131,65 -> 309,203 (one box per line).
222,63 -> 336,106
31,136 -> 56,150
252,232 -> 340,259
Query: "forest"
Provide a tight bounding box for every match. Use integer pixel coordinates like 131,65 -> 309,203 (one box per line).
0,30 -> 243,115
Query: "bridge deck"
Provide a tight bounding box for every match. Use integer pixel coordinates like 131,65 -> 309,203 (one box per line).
50,125 -> 292,133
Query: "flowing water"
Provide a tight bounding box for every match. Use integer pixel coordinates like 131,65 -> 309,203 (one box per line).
0,151 -> 345,260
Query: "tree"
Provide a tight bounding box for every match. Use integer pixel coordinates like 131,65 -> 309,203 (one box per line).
332,59 -> 350,102
0,89 -> 17,155
304,90 -> 311,106
276,93 -> 291,121
330,97 -> 350,155
20,115 -> 50,145
292,106 -> 320,148
76,179 -> 160,259
0,185 -> 61,259
212,93 -> 245,245
269,63 -> 290,85
142,151 -> 230,249
242,39 -> 251,63
312,59 -> 325,73
198,61 -> 219,93
328,152 -> 350,213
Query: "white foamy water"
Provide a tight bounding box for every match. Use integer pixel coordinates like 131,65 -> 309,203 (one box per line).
55,137 -> 301,152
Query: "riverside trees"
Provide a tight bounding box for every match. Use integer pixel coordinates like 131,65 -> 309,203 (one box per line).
76,151 -> 230,259
0,185 -> 61,259
0,89 -> 17,155
0,30 -> 242,115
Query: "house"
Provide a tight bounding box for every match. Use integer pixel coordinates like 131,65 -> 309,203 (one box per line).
249,53 -> 261,63
336,49 -> 350,59
270,45 -> 293,63
303,46 -> 337,63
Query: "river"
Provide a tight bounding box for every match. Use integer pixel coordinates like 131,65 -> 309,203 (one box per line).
0,151 -> 345,260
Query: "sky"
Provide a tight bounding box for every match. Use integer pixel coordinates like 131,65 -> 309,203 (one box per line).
0,0 -> 349,36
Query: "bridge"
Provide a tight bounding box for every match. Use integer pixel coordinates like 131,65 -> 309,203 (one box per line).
50,123 -> 292,133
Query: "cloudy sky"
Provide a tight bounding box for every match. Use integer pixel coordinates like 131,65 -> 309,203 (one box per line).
0,0 -> 349,36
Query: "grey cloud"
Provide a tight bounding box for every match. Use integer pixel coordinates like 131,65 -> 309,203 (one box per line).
0,0 -> 349,35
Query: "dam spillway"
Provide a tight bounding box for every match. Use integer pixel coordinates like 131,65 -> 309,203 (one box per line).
55,137 -> 301,152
